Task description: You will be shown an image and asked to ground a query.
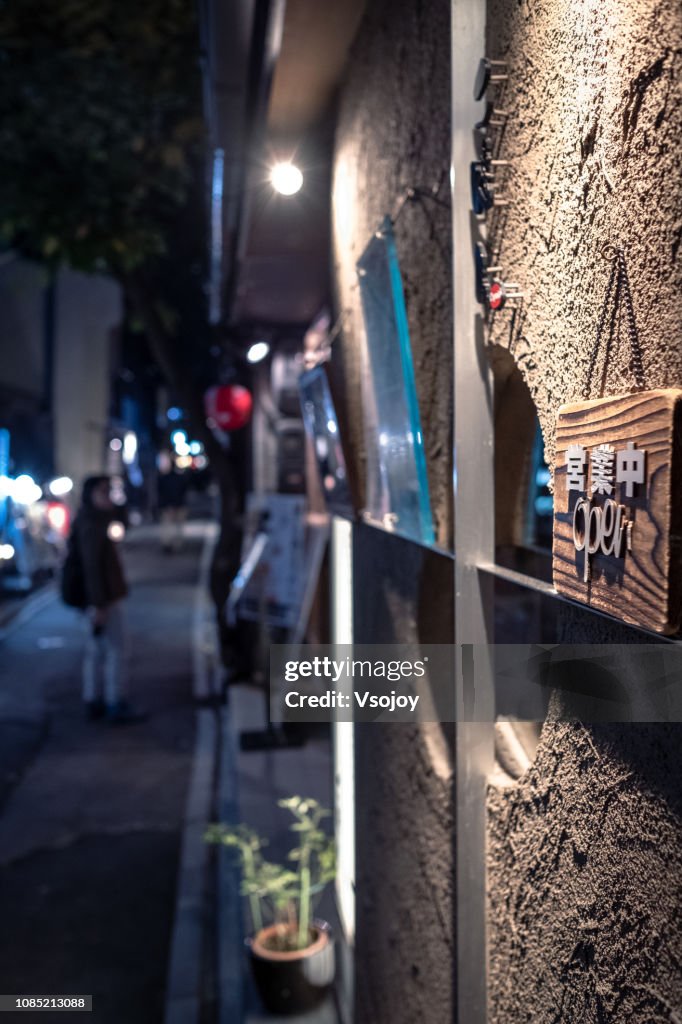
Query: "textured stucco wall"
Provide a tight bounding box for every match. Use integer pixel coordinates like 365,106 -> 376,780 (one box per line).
489,604 -> 682,1022
484,0 -> 682,474
488,714 -> 682,1023
331,0 -> 452,547
331,3 -> 454,1020
352,524 -> 455,1024
485,3 -> 682,1018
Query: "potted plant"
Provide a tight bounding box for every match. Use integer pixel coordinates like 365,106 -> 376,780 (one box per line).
205,796 -> 336,1016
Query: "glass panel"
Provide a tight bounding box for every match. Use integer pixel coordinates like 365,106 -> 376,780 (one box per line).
356,216 -> 435,545
527,422 -> 553,548
299,366 -> 353,513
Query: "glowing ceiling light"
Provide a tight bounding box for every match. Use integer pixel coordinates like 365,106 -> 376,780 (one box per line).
270,161 -> 303,196
247,340 -> 270,364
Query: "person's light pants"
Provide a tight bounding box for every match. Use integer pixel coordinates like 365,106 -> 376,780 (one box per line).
82,601 -> 128,706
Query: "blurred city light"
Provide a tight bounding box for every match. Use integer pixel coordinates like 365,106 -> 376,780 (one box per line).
107,521 -> 125,542
167,407 -> 183,421
270,161 -> 303,196
171,429 -> 190,457
12,474 -> 42,505
0,543 -> 15,560
247,340 -> 270,364
110,477 -> 127,506
48,476 -> 73,497
46,502 -> 69,534
109,438 -> 123,452
188,441 -> 203,455
122,431 -> 138,465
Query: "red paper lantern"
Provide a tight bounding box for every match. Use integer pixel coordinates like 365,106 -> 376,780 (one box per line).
204,385 -> 253,431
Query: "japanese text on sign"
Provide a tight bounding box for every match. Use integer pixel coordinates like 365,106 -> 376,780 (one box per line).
566,441 -> 646,583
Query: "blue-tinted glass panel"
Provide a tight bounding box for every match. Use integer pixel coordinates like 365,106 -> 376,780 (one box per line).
299,366 -> 352,513
356,216 -> 434,545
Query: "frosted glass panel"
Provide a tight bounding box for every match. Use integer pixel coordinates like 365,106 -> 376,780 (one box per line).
356,216 -> 434,545
299,365 -> 352,512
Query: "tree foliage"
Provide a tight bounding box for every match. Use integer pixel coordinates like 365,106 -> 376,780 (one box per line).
0,0 -> 204,274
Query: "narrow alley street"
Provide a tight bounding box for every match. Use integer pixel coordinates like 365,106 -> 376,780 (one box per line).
0,525 -> 208,1022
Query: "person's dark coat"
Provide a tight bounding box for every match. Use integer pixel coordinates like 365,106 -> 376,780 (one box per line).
157,469 -> 187,510
73,508 -> 128,609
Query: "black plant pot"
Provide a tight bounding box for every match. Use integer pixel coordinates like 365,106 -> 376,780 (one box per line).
249,919 -> 335,1016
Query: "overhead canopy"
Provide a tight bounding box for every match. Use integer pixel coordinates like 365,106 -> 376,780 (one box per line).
201,0 -> 366,333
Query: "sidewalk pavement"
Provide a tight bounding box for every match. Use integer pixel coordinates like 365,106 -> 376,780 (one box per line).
0,524 -> 208,1022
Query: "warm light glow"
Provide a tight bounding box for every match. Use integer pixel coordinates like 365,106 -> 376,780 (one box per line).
107,521 -> 125,542
247,340 -> 270,364
270,161 -> 303,196
48,476 -> 73,497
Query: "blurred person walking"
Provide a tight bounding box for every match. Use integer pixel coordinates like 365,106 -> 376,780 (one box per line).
69,475 -> 145,724
157,454 -> 188,553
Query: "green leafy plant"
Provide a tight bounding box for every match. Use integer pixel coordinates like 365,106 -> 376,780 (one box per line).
205,797 -> 336,952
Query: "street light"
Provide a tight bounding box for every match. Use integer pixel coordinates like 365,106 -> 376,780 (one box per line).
270,161 -> 303,196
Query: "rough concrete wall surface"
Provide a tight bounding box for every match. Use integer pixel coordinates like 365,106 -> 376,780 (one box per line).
332,0 -> 452,547
484,0 -> 682,474
484,2 -> 682,1020
352,525 -> 454,1024
489,605 -> 682,1020
488,716 -> 682,1023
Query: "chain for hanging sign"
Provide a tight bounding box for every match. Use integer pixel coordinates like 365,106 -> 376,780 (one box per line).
553,242 -> 682,634
583,244 -> 646,400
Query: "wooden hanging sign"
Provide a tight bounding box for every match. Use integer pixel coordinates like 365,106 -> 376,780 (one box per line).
553,389 -> 682,634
